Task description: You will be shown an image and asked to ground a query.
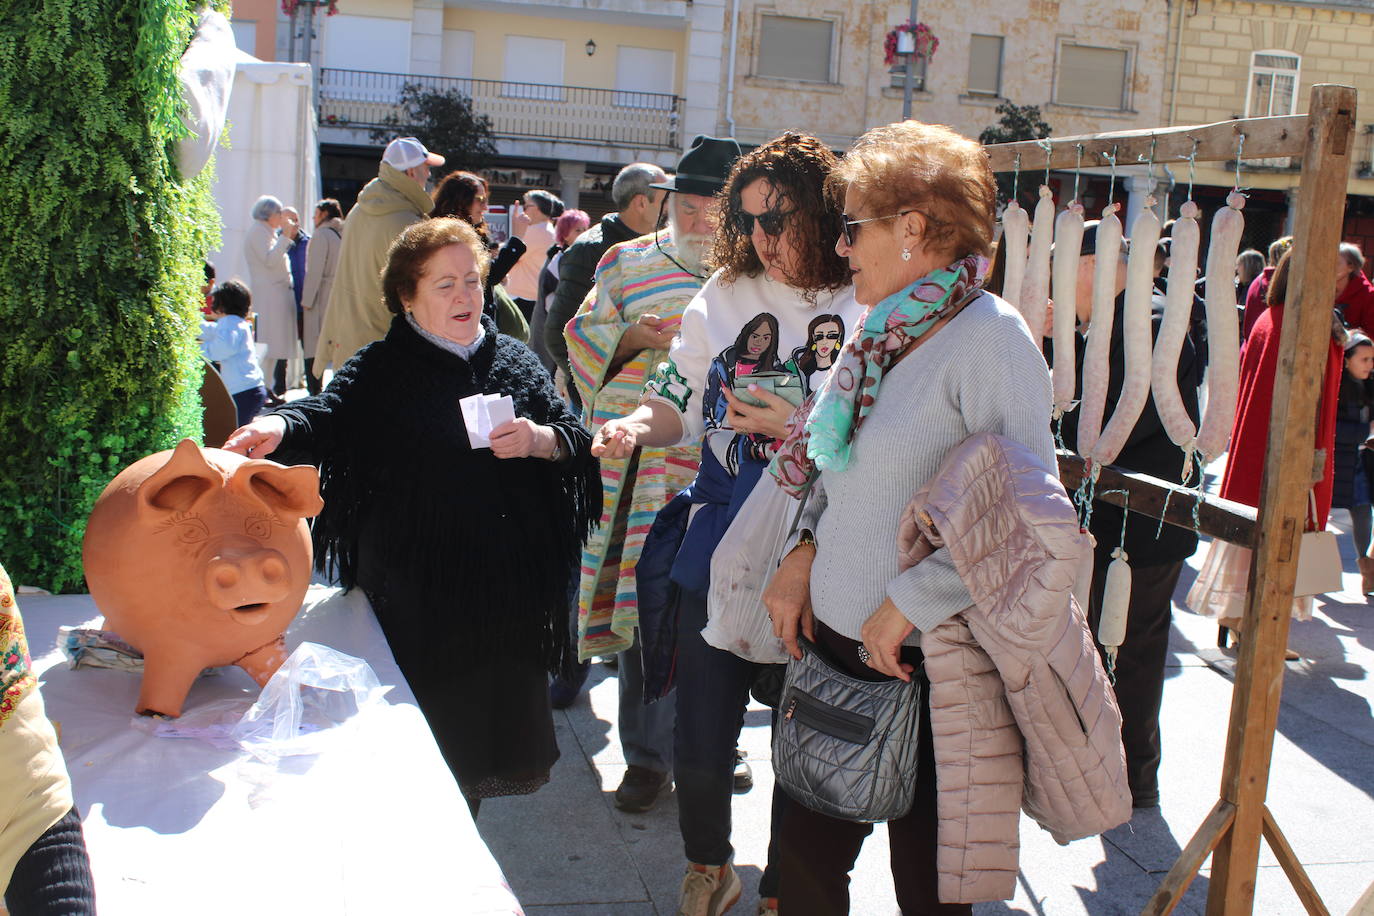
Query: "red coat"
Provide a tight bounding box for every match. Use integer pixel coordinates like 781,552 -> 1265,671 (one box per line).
1219,304 -> 1342,528
1337,271 -> 1374,334
1241,266 -> 1274,342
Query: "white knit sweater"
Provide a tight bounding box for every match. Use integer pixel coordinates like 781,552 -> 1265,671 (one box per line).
799,291 -> 1056,645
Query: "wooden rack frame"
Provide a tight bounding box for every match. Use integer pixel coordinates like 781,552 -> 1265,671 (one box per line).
986,84 -> 1357,916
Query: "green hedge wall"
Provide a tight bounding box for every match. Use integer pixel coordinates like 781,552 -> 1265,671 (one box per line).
0,0 -> 226,591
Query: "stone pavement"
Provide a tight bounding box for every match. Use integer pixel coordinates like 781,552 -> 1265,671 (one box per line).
477,512 -> 1374,915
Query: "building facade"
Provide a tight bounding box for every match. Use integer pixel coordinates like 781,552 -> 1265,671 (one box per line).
227,0 -> 1374,253
1163,0 -> 1374,252
230,0 -> 1184,214
231,0 -> 728,214
723,0 -> 1169,153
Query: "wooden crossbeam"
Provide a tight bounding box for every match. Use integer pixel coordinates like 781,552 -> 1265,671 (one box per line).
984,113 -> 1308,172
1056,452 -> 1257,547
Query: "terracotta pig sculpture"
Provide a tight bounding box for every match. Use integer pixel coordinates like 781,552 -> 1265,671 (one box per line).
83,438 -> 323,717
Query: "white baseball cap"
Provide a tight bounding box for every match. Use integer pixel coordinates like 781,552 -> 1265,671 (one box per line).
382,136 -> 445,171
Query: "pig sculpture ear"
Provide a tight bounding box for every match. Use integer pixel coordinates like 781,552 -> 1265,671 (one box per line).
231,461 -> 324,521
138,439 -> 221,517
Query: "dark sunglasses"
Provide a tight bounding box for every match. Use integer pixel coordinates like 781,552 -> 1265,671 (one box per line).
733,208 -> 791,237
839,209 -> 919,247
812,331 -> 841,341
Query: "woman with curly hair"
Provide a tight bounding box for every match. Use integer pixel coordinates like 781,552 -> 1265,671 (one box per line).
592,131 -> 863,916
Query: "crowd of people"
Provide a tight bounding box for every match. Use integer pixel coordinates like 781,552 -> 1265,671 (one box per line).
39,124 -> 1365,916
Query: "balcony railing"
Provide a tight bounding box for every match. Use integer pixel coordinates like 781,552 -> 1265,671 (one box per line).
319,68 -> 682,151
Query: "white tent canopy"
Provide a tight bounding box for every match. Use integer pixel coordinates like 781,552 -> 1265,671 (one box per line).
209,50 -> 320,290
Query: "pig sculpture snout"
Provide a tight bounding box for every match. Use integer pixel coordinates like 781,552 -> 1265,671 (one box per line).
203,536 -> 292,622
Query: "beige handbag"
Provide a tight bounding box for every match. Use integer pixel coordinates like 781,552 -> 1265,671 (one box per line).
1294,491 -> 1343,597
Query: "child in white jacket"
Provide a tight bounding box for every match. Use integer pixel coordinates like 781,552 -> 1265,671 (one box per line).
201,279 -> 269,425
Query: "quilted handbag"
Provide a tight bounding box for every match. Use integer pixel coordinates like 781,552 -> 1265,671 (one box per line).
772,636 -> 922,823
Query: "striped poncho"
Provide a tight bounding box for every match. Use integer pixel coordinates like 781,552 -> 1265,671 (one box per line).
567,230 -> 703,658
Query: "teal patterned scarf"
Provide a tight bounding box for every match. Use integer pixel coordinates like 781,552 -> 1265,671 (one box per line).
768,255 -> 988,496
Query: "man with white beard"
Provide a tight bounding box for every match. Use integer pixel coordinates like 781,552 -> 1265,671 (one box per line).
565,136 -> 741,813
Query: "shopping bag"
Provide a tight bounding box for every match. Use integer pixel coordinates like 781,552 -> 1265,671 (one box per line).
1295,530 -> 1343,597
1295,491 -> 1343,598
703,475 -> 798,664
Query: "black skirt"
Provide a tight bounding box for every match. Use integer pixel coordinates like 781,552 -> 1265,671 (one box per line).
367,588 -> 560,800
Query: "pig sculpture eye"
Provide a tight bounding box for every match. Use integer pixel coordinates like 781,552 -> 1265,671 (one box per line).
156,512 -> 210,545
244,515 -> 276,539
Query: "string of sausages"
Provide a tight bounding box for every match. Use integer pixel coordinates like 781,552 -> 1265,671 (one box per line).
994,151 -> 1247,661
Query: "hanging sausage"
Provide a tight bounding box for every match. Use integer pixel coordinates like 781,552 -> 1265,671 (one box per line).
1150,199 -> 1203,476
1195,191 -> 1247,465
1052,202 -> 1087,418
1000,198 -> 1029,313
1089,202 -> 1161,469
1019,186 -> 1055,342
1077,204 -> 1125,459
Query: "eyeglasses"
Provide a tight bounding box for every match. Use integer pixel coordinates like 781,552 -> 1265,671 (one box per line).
839,209 -> 919,247
733,208 -> 792,237
812,331 -> 841,341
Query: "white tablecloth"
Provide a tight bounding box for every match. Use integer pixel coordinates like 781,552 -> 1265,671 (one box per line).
22,585 -> 523,915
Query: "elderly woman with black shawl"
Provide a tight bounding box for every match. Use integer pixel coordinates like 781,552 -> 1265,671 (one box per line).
224,218 -> 600,812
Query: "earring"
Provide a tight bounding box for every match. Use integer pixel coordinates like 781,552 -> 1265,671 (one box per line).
901,248 -> 912,262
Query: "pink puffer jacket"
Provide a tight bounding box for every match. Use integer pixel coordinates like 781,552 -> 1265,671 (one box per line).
897,433 -> 1131,904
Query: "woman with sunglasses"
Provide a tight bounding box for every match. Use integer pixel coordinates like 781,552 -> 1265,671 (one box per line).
764,121 -> 1056,913
592,131 -> 863,916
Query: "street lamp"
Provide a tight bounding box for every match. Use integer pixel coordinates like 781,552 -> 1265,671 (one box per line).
291,0 -> 330,113
901,0 -> 919,121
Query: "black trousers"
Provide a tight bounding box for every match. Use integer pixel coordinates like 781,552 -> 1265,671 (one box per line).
674,589 -> 787,897
303,358 -> 322,395
776,623 -> 972,916
1087,557 -> 1185,807
4,807 -> 96,915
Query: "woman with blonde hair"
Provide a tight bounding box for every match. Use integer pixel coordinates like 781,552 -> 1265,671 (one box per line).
765,121 -> 1056,914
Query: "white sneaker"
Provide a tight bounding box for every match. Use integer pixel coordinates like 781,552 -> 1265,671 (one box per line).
677,862 -> 742,916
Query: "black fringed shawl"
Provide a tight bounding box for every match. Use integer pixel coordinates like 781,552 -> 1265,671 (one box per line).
272,314 -> 600,677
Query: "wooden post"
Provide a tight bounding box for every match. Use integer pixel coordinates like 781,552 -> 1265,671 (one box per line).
1204,84 -> 1356,915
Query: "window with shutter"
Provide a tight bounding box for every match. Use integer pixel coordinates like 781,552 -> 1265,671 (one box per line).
231,20 -> 256,55
1246,51 -> 1299,117
324,15 -> 412,73
1055,43 -> 1130,110
502,35 -> 565,100
441,29 -> 474,80
967,35 -> 1003,96
616,47 -> 676,109
757,15 -> 834,83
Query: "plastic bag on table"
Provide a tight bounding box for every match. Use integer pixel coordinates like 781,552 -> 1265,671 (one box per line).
703,474 -> 795,665
230,642 -> 392,763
